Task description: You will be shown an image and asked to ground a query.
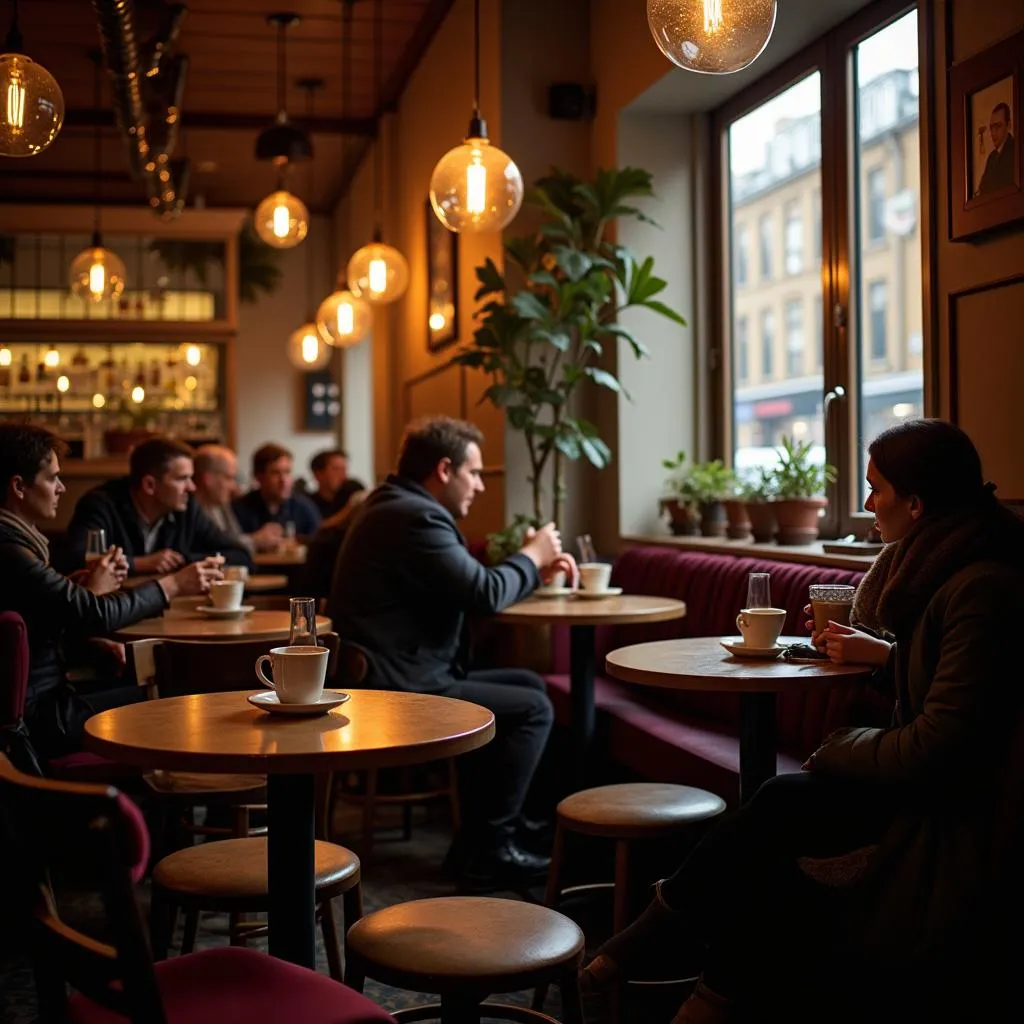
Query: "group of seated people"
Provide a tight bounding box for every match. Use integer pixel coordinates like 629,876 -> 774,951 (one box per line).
2,410 -> 1023,1019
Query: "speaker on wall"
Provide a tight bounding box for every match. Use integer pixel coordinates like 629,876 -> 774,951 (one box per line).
548,83 -> 596,121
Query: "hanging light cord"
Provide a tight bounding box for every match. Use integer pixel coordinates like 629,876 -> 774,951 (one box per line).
473,0 -> 480,119
372,0 -> 383,237
92,51 -> 102,243
277,18 -> 287,118
305,82 -> 316,315
340,0 -> 354,271
5,0 -> 23,51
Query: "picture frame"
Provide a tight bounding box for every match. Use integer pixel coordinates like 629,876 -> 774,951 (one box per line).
949,29 -> 1024,242
425,199 -> 459,352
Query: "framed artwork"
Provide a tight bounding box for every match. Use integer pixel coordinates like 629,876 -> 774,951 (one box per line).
949,29 -> 1024,242
302,370 -> 340,431
425,199 -> 459,352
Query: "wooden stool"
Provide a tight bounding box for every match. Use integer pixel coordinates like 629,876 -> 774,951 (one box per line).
150,837 -> 362,981
345,896 -> 586,1023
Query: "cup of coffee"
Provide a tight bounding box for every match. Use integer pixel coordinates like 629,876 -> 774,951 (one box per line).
579,562 -> 612,593
538,570 -> 567,593
809,584 -> 856,634
223,565 -> 249,583
735,607 -> 786,648
255,645 -> 329,704
209,579 -> 244,610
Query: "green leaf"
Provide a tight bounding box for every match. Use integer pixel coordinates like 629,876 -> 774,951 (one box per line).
531,328 -> 570,352
511,291 -> 551,323
528,270 -> 560,289
483,384 -> 520,407
580,435 -> 611,468
474,258 -> 505,300
642,299 -> 688,327
507,406 -> 533,430
552,246 -> 593,282
554,434 -> 581,460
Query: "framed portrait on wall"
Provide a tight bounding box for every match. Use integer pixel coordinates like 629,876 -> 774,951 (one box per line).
425,199 -> 459,352
949,29 -> 1024,241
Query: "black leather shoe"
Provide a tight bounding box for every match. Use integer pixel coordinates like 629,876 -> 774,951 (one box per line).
456,838 -> 551,894
516,815 -> 554,852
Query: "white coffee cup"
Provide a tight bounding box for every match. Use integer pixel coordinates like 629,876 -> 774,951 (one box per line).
538,570 -> 567,592
735,607 -> 786,648
209,579 -> 244,610
579,562 -> 612,593
255,645 -> 329,704
223,565 -> 250,583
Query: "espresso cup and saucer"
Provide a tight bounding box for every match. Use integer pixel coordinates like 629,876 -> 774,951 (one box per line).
721,608 -> 787,659
575,562 -> 622,600
535,570 -> 573,598
197,580 -> 255,618
249,645 -> 351,716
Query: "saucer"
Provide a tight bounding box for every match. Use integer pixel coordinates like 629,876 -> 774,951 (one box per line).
247,690 -> 351,716
575,586 -> 623,600
534,587 -> 575,598
197,604 -> 255,618
720,638 -> 785,659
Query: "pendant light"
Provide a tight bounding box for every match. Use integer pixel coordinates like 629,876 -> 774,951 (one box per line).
647,0 -> 777,75
347,0 -> 408,306
429,0 -> 523,234
287,79 -> 331,372
254,13 -> 309,249
69,51 -> 126,303
255,12 -> 312,165
316,0 -> 371,348
0,0 -> 64,157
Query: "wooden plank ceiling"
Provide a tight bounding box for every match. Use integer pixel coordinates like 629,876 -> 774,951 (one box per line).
0,0 -> 455,212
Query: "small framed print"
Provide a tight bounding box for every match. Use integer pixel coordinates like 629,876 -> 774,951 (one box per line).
426,199 -> 459,352
949,29 -> 1024,241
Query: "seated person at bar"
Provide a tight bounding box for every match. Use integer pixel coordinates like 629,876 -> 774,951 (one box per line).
580,420 -> 1024,1022
67,437 -> 250,575
233,443 -> 321,539
328,416 -> 577,890
308,448 -> 366,518
193,444 -> 284,555
0,424 -> 221,766
303,487 -> 369,598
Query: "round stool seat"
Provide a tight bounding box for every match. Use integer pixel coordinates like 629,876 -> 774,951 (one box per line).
347,897 -> 584,990
153,838 -> 359,901
144,769 -> 266,797
557,783 -> 727,838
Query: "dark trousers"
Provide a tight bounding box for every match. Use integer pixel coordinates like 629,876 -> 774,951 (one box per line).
659,772 -> 898,997
442,668 -> 554,842
26,682 -> 145,762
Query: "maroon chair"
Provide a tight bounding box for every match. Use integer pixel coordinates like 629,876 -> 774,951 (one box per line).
0,752 -> 395,1024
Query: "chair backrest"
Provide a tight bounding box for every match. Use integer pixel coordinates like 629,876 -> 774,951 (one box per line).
335,638 -> 369,687
129,632 -> 342,698
0,753 -> 166,1024
0,611 -> 29,729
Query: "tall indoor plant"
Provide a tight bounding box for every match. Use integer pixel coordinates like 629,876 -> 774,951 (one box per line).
453,167 -> 687,536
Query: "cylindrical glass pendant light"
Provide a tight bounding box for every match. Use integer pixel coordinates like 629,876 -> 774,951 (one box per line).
287,322 -> 332,371
254,187 -> 309,248
647,0 -> 777,75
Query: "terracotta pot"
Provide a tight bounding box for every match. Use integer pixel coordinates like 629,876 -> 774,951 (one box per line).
746,501 -> 777,544
722,499 -> 752,540
699,500 -> 727,537
660,497 -> 701,536
773,496 -> 828,545
103,429 -> 160,455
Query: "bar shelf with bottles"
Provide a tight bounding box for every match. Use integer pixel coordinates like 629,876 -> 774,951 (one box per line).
0,340 -> 224,458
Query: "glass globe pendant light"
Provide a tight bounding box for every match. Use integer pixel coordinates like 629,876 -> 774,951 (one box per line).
0,0 -> 64,157
254,183 -> 309,248
287,322 -> 331,371
647,0 -> 777,75
429,0 -> 522,233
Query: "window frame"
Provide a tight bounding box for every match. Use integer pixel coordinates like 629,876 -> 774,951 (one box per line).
709,0 -> 935,540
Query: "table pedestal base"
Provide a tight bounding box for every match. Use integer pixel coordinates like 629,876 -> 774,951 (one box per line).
739,693 -> 777,804
569,625 -> 596,790
267,773 -> 316,967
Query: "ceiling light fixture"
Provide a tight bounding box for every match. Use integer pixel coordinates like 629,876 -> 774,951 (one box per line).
0,0 -> 64,157
647,0 -> 777,75
255,12 -> 312,165
429,0 -> 523,233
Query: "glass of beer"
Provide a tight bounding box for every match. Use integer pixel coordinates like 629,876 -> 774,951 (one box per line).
85,528 -> 107,564
809,584 -> 856,634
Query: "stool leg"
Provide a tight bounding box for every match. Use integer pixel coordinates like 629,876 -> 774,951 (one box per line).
613,840 -> 631,936
320,898 -> 343,981
342,883 -> 363,971
446,758 -> 461,832
361,769 -> 378,859
149,887 -> 173,961
344,952 -> 365,992
545,825 -> 566,909
558,967 -> 586,1024
181,907 -> 200,954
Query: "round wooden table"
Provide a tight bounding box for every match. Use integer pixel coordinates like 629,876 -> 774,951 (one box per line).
255,547 -> 308,567
498,594 -> 686,787
244,573 -> 289,592
84,690 -> 494,969
605,636 -> 873,803
114,610 -> 332,642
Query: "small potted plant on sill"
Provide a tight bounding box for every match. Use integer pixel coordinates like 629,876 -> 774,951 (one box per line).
770,436 -> 837,545
739,468 -> 778,543
660,451 -> 701,536
689,459 -> 736,538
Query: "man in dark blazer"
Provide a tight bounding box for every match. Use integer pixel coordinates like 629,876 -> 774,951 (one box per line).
66,437 -> 251,575
978,102 -> 1016,195
328,416 -> 577,890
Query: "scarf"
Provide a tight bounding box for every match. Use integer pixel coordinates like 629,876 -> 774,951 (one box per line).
852,486 -> 1022,636
0,509 -> 50,565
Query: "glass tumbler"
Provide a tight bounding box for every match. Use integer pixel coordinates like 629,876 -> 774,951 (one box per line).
289,597 -> 318,646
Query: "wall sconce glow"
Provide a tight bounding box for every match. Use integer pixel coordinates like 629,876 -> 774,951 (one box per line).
347,241 -> 409,306
0,53 -> 64,157
43,345 -> 59,368
647,0 -> 777,75
316,286 -> 371,348
0,346 -> 11,367
130,385 -> 145,404
430,134 -> 524,233
428,312 -> 447,332
68,236 -> 127,302
254,189 -> 309,249
184,375 -> 198,391
56,375 -> 69,393
91,393 -> 106,409
287,323 -> 331,371
184,344 -> 201,366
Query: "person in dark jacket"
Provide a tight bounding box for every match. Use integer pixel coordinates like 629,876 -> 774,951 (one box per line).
66,436 -> 251,576
581,420 -> 1024,1022
328,416 -> 577,890
0,424 -> 221,763
302,487 -> 368,598
308,448 -> 366,518
233,443 -> 321,538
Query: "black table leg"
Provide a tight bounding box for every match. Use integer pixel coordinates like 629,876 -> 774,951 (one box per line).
267,773 -> 316,968
569,624 -> 596,790
739,692 -> 777,804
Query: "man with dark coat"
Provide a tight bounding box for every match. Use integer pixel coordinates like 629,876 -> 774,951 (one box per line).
977,101 -> 1016,195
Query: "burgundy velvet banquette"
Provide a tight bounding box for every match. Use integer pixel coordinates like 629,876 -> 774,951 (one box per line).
544,546 -> 876,805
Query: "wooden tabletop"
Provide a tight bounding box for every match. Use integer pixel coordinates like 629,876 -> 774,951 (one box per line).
114,611 -> 332,642
255,547 -> 308,566
497,593 -> 686,627
83,689 -> 496,774
606,636 -> 873,693
245,574 -> 289,592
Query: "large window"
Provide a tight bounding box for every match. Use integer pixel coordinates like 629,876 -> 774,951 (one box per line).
736,225 -> 750,286
736,316 -> 749,382
721,6 -> 923,533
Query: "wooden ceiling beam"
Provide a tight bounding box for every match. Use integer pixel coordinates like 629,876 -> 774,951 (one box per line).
63,110 -> 378,135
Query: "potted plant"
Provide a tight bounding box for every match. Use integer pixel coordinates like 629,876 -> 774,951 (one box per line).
452,167 -> 687,531
659,451 -> 701,536
770,436 -> 837,544
722,479 -> 752,540
738,468 -> 778,543
688,459 -> 735,538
